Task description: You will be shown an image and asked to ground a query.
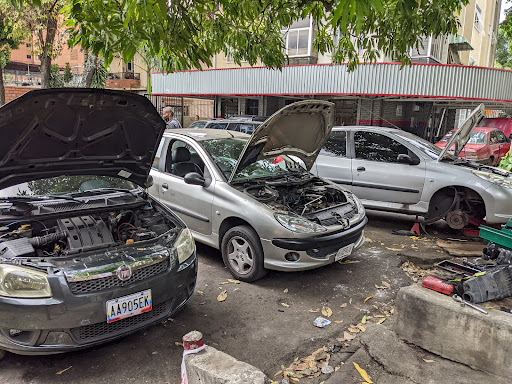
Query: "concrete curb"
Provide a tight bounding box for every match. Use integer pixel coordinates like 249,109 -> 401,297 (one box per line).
393,284 -> 512,379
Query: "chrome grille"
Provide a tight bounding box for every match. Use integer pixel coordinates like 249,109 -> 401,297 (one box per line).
67,259 -> 169,294
71,302 -> 168,342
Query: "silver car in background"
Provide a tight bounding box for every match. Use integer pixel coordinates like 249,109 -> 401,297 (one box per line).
150,101 -> 367,282
313,105 -> 512,229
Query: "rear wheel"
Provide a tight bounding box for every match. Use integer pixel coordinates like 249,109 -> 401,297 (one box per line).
221,225 -> 267,282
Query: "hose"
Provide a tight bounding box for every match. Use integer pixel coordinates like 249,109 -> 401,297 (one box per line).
29,231 -> 67,248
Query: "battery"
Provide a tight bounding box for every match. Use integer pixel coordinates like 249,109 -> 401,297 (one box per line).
422,275 -> 454,295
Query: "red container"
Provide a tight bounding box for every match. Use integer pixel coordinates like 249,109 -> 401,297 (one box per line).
422,275 -> 454,295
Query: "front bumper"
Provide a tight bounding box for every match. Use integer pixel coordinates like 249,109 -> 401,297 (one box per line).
483,184 -> 512,224
263,217 -> 367,271
0,253 -> 197,355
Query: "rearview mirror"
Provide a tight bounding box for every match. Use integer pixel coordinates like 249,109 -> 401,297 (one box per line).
397,154 -> 419,165
184,172 -> 205,186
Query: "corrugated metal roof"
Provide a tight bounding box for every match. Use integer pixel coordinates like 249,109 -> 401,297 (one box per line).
151,63 -> 512,102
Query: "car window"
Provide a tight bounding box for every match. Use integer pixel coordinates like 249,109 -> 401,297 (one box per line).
230,123 -> 257,134
354,131 -> 409,163
188,122 -> 206,129
321,131 -> 347,157
490,131 -> 498,144
152,138 -> 166,170
165,140 -> 205,178
467,131 -> 487,145
495,130 -> 508,143
208,123 -> 228,130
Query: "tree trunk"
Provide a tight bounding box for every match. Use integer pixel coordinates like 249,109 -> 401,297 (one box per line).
82,54 -> 98,88
0,64 -> 5,106
39,15 -> 58,89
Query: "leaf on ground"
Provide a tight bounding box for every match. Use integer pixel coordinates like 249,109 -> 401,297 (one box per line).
376,318 -> 386,324
343,331 -> 356,340
293,363 -> 309,371
356,324 -> 366,332
334,320 -> 344,323
386,247 -> 402,251
382,281 -> 391,288
365,237 -> 373,242
364,296 -> 373,303
374,314 -> 385,318
175,341 -> 184,346
228,279 -> 241,284
281,303 -> 290,308
353,362 -> 373,383
284,288 -> 289,293
322,306 -> 333,317
353,305 -> 361,310
309,308 -> 320,313
340,303 -> 348,308
338,260 -> 360,264
220,281 -> 229,284
375,284 -> 386,289
217,290 -> 228,302
423,359 -> 434,363
361,315 -> 367,324
348,327 -> 360,333
56,366 -> 72,375
273,370 -> 283,377
349,298 -> 353,304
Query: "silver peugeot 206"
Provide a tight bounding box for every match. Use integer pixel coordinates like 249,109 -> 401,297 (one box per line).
150,100 -> 367,282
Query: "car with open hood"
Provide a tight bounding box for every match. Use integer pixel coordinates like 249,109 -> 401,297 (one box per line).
314,104 -> 512,229
149,100 -> 367,282
0,89 -> 197,356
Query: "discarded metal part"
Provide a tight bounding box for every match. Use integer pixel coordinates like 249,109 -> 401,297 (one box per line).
437,260 -> 481,277
462,265 -> 512,304
452,294 -> 488,314
446,210 -> 469,230
479,220 -> 512,250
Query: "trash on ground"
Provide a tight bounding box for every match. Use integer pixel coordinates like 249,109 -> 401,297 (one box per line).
353,362 -> 373,383
313,317 -> 331,328
56,366 -> 72,375
283,288 -> 289,293
275,347 -> 332,381
217,290 -> 227,302
281,303 -> 290,307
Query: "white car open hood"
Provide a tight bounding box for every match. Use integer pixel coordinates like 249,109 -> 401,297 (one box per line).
438,104 -> 486,161
229,100 -> 334,182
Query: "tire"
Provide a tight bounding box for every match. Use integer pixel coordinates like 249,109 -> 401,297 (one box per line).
221,225 -> 267,282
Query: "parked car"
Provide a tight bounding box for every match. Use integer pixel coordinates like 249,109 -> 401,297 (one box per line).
188,119 -> 261,134
313,105 -> 512,230
0,89 -> 197,356
478,117 -> 512,139
435,127 -> 510,165
149,101 -> 367,282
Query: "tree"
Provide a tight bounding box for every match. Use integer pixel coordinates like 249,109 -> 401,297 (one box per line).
0,1 -> 25,105
49,63 -> 64,87
63,61 -> 72,82
60,0 -> 468,73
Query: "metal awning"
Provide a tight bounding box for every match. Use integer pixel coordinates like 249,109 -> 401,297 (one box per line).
449,35 -> 474,51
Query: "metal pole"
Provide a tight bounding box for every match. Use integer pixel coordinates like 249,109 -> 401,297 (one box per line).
180,97 -> 184,127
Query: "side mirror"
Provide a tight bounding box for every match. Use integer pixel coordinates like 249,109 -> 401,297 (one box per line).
184,172 -> 205,186
146,175 -> 154,188
397,154 -> 419,165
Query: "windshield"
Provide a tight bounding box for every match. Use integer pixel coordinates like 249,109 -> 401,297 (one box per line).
200,138 -> 304,181
394,131 -> 455,160
442,130 -> 486,145
0,176 -> 137,198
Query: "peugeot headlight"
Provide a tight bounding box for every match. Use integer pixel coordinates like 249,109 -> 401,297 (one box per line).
275,214 -> 326,233
353,195 -> 366,216
0,264 -> 51,298
473,170 -> 512,189
175,228 -> 195,264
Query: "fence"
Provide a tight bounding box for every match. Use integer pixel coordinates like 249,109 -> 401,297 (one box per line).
145,94 -> 215,128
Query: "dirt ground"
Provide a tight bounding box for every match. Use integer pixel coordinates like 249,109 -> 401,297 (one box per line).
0,211 -> 464,384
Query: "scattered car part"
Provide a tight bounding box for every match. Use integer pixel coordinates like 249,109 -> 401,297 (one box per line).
422,276 -> 454,295
436,260 -> 481,277
452,294 -> 488,314
462,266 -> 512,304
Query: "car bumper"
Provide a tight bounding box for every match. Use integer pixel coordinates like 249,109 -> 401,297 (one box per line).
483,184 -> 512,224
263,217 -> 367,271
0,253 -> 197,355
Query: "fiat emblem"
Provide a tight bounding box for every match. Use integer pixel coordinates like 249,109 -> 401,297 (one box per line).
116,265 -> 132,281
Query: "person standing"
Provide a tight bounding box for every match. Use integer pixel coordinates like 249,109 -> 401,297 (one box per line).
162,107 -> 182,129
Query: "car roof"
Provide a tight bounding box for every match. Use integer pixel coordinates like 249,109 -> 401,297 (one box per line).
163,128 -> 250,141
446,126 -> 495,133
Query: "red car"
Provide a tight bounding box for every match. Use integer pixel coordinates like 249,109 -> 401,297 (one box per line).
435,127 -> 510,165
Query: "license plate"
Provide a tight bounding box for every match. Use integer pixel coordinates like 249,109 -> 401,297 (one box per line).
335,244 -> 354,262
106,289 -> 152,323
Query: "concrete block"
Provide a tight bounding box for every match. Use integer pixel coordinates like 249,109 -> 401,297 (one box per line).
393,284 -> 512,378
185,346 -> 267,384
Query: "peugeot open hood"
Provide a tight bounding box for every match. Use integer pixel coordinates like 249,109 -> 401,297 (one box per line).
0,89 -> 165,189
438,104 -> 486,161
229,100 -> 334,181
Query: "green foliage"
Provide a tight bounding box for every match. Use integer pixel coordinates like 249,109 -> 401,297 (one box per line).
499,150 -> 512,171
49,63 -> 64,87
90,61 -> 107,89
63,62 -> 72,82
0,0 -> 26,69
57,0 -> 468,73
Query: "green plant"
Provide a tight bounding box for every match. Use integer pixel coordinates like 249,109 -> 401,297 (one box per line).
63,62 -> 72,82
90,61 -> 106,89
49,63 -> 64,88
499,151 -> 512,171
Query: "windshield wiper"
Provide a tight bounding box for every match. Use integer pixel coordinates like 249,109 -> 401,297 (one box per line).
45,194 -> 84,202
73,188 -> 139,198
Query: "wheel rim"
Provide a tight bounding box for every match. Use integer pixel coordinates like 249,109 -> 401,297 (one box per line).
227,236 -> 254,275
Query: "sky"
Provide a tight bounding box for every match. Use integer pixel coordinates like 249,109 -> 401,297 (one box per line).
501,1 -> 511,23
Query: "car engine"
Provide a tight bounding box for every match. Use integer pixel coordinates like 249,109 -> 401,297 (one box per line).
0,205 -> 176,259
234,174 -> 358,227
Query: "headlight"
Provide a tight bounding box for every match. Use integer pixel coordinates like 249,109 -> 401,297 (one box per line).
0,264 -> 51,298
353,195 -> 366,216
473,170 -> 512,189
175,228 -> 195,264
275,214 -> 326,233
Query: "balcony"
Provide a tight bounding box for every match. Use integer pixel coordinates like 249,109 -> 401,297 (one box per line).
105,72 -> 141,89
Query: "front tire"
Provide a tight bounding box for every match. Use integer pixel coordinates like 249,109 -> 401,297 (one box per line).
221,225 -> 267,282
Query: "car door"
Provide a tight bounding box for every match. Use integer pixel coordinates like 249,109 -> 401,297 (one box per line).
313,130 -> 353,190
495,130 -> 510,159
153,137 -> 215,235
351,130 -> 426,204
488,131 -> 501,162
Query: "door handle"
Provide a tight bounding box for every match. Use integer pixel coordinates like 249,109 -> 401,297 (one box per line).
162,183 -> 168,190
357,167 -> 366,172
